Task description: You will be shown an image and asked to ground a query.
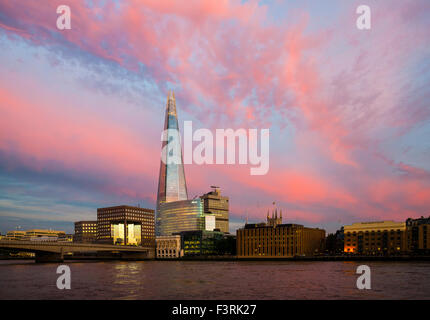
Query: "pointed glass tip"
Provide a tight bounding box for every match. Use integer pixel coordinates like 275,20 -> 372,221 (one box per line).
167,90 -> 175,100
166,91 -> 177,115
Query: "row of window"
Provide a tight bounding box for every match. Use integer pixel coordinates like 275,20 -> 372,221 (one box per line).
346,230 -> 403,235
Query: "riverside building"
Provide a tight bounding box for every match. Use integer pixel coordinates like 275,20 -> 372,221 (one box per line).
179,230 -> 224,256
236,211 -> 325,257
5,229 -> 66,241
97,205 -> 155,246
406,216 -> 430,253
200,186 -> 229,233
343,221 -> 407,255
74,221 -> 97,243
156,235 -> 183,258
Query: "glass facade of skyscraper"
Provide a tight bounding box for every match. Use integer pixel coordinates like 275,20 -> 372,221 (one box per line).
156,91 -> 188,206
156,199 -> 205,236
156,91 -> 191,236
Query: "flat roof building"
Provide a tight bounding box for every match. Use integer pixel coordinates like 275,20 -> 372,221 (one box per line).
237,212 -> 325,257
97,205 -> 155,247
200,187 -> 229,233
5,229 -> 66,241
406,216 -> 430,253
179,230 -> 227,256
5,230 -> 26,240
343,221 -> 407,255
74,221 -> 97,243
237,223 -> 325,257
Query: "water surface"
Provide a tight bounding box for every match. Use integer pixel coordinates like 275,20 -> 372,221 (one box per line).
0,260 -> 429,299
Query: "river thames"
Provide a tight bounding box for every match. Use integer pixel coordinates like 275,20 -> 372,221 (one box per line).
0,260 -> 429,299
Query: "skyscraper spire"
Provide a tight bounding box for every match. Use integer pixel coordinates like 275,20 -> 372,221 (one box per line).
156,91 -> 188,206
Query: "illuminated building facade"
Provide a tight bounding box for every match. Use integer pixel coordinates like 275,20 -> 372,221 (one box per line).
343,221 -> 407,255
156,235 -> 183,258
5,229 -> 66,241
5,230 -> 26,240
200,186 -> 229,233
237,218 -> 325,257
74,221 -> 97,243
179,230 -> 226,256
156,199 -> 205,236
97,205 -> 155,246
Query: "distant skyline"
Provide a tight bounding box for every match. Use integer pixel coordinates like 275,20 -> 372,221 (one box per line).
0,0 -> 430,235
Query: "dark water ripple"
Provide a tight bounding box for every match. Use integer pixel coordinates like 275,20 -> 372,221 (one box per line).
0,260 -> 429,299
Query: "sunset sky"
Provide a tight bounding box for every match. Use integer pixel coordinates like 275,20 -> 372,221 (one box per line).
0,0 -> 429,234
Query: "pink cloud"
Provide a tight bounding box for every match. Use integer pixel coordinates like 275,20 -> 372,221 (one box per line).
0,0 -> 429,229
0,76 -> 159,201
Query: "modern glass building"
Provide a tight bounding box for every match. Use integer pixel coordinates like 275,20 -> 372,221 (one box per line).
156,90 -> 188,206
156,199 -> 205,236
180,230 -> 225,256
156,91 -> 194,236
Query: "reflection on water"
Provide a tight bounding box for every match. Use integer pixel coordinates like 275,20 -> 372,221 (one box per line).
0,260 -> 429,299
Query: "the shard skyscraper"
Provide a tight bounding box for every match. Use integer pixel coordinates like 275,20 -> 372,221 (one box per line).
156,90 -> 188,205
157,91 -> 204,236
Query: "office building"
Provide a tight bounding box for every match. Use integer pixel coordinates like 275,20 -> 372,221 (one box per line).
74,221 -> 97,243
156,199 -> 206,236
179,230 -> 225,256
200,186 -> 229,233
5,230 -> 26,240
343,221 -> 407,255
406,216 -> 430,253
237,214 -> 325,257
97,205 -> 155,246
25,229 -> 66,241
8,229 -> 64,241
156,91 -> 188,236
4,229 -> 66,241
156,235 -> 183,258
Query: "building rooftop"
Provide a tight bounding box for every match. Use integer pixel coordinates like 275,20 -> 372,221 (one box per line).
97,205 -> 154,212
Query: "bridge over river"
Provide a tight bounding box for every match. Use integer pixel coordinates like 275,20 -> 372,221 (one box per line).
0,240 -> 154,262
